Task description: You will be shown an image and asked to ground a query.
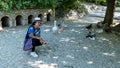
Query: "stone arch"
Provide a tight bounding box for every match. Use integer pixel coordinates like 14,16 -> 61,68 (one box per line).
1,16 -> 10,27
47,12 -> 51,21
16,15 -> 23,26
38,14 -> 43,21
28,15 -> 34,24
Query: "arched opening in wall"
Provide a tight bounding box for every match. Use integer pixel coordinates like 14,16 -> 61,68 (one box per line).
47,12 -> 51,21
38,14 -> 43,21
16,15 -> 23,26
1,16 -> 10,27
28,15 -> 34,24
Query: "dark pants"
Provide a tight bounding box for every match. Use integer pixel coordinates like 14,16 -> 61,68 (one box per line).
32,38 -> 42,52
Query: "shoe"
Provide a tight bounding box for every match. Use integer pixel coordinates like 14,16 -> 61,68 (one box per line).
30,52 -> 38,57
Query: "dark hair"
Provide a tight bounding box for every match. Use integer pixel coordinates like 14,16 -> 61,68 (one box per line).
31,21 -> 36,26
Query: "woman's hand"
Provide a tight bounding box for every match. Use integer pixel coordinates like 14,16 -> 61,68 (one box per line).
36,36 -> 41,40
41,41 -> 46,45
40,39 -> 46,45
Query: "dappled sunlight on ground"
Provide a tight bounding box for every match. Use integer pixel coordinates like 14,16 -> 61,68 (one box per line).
66,55 -> 75,59
117,61 -> 120,64
59,37 -> 76,42
83,46 -> 89,50
0,15 -> 120,68
87,61 -> 93,65
102,51 -> 116,57
27,61 -> 57,68
43,29 -> 51,33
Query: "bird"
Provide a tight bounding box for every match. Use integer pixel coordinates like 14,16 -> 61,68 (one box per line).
57,23 -> 61,27
58,20 -> 65,32
86,24 -> 92,30
52,20 -> 58,34
58,20 -> 64,28
86,31 -> 96,40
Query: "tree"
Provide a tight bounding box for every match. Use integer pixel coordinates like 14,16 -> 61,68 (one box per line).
103,0 -> 117,27
55,0 -> 82,18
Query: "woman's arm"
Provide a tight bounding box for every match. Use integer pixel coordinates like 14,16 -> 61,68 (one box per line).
30,33 -> 41,40
40,37 -> 46,44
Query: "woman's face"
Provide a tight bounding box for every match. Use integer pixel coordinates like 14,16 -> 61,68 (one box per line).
35,22 -> 41,28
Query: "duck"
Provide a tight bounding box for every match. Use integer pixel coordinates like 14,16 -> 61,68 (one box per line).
52,20 -> 58,34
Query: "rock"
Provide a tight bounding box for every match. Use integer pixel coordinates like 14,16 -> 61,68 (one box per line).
96,21 -> 103,28
112,24 -> 120,32
104,26 -> 112,33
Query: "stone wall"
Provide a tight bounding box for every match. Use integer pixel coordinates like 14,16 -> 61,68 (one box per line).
0,9 -> 55,29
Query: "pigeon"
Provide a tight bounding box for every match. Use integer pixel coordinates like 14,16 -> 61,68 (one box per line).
58,20 -> 65,32
86,24 -> 92,30
58,20 -> 64,28
86,31 -> 96,40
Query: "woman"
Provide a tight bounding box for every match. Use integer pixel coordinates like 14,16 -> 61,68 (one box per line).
24,17 -> 46,57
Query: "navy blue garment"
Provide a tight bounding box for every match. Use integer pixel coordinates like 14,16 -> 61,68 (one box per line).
26,25 -> 41,39
24,25 -> 42,51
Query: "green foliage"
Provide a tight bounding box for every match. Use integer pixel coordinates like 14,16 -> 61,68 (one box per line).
0,0 -> 58,11
57,0 -> 82,12
38,0 -> 58,9
82,0 -> 120,7
55,0 -> 85,18
81,0 -> 106,4
0,0 -> 82,11
0,0 -> 118,12
0,1 -> 11,11
100,0 -> 120,7
117,0 -> 120,7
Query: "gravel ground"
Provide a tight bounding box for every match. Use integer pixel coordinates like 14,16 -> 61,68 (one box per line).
0,16 -> 120,68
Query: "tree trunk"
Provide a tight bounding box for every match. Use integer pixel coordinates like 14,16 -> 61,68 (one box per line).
103,0 -> 116,27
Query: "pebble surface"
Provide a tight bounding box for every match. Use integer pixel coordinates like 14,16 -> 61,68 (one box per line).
0,17 -> 120,68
